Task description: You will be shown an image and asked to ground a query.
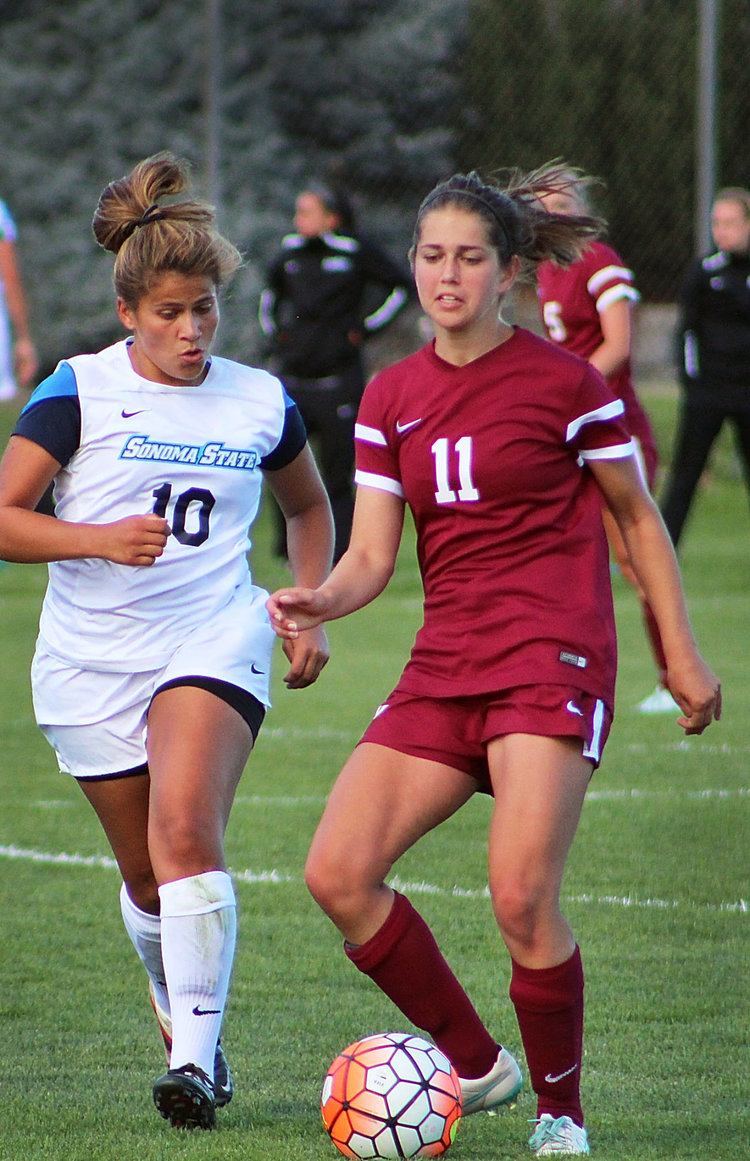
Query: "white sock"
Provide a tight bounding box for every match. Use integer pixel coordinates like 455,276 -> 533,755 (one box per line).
158,870 -> 237,1081
119,882 -> 169,1016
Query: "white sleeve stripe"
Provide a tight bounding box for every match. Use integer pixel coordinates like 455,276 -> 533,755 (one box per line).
354,422 -> 388,446
364,287 -> 409,331
257,289 -> 276,336
587,265 -> 634,295
595,284 -> 640,313
580,439 -> 636,461
566,398 -> 625,442
354,469 -> 404,498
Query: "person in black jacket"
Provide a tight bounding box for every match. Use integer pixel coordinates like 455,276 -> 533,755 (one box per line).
259,182 -> 413,561
660,187 -> 750,547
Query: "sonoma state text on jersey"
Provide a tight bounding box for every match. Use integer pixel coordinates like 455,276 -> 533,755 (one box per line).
119,434 -> 260,470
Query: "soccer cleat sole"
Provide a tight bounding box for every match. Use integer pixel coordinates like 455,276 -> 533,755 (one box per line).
153,1069 -> 217,1130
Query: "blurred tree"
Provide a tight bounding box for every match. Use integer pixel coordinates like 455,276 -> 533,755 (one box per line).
0,0 -> 747,376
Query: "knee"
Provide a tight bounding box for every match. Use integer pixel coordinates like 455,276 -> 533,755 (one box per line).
490,880 -> 548,952
305,846 -> 364,927
305,846 -> 343,913
149,812 -> 221,878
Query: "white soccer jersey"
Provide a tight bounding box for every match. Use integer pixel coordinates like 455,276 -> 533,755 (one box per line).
27,340 -> 291,671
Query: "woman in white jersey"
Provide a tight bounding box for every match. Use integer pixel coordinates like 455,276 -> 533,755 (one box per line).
267,165 -> 720,1157
0,154 -> 333,1130
0,197 -> 38,398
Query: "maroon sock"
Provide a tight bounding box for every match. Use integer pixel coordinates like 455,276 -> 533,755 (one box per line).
345,891 -> 498,1078
509,947 -> 584,1126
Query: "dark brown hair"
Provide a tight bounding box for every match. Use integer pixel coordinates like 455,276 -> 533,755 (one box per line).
92,152 -> 242,307
411,162 -> 604,279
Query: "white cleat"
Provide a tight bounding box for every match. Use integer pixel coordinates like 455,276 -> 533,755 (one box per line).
459,1046 -> 523,1115
528,1114 -> 590,1155
635,685 -> 681,714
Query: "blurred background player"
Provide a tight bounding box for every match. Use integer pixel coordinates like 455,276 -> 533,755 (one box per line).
267,165 -> 720,1157
0,197 -> 38,399
0,153 -> 333,1130
659,187 -> 750,549
259,180 -> 413,562
536,167 -> 678,715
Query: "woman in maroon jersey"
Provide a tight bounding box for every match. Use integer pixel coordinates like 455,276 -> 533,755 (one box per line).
267,165 -> 720,1157
536,168 -> 675,715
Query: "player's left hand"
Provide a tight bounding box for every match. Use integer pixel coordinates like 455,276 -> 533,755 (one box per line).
667,653 -> 722,735
281,624 -> 330,689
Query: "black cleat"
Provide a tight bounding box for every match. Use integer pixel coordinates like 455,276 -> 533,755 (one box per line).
212,1044 -> 233,1108
149,982 -> 233,1107
153,1062 -> 216,1130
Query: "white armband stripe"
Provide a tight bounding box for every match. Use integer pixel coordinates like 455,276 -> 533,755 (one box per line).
587,265 -> 634,295
354,469 -> 404,498
580,439 -> 636,462
595,284 -> 640,313
355,422 -> 388,446
566,398 -> 625,443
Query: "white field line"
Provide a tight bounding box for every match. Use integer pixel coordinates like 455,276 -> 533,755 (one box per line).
0,842 -> 745,915
24,788 -> 750,811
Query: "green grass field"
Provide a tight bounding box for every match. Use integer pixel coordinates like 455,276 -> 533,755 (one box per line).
0,384 -> 746,1160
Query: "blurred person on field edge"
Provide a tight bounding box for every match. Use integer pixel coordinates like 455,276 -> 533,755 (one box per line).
0,153 -> 332,1130
660,188 -> 750,550
267,164 -> 720,1157
536,166 -> 677,716
0,198 -> 38,399
259,181 -> 413,562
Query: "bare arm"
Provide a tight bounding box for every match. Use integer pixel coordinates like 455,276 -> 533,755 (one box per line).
264,444 -> 334,688
0,435 -> 169,565
266,484 -> 405,633
590,454 -> 721,733
0,239 -> 38,387
588,297 -> 632,380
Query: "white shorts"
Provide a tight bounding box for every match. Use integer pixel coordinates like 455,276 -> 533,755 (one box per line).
31,587 -> 276,779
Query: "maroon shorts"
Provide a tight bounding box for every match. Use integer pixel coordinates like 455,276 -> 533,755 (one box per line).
359,684 -> 612,786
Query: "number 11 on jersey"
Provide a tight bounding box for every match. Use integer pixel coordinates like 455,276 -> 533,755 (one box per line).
431,436 -> 480,504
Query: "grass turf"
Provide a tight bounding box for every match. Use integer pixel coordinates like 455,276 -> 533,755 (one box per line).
0,382 -> 746,1160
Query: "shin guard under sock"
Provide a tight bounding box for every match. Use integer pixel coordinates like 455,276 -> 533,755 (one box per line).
119,882 -> 169,1016
345,891 -> 498,1077
510,946 -> 584,1126
158,870 -> 236,1081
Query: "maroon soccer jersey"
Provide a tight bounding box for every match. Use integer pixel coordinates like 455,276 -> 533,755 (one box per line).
354,328 -> 634,706
537,241 -> 656,475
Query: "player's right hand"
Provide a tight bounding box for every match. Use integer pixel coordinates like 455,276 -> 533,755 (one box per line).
97,513 -> 170,566
266,587 -> 328,638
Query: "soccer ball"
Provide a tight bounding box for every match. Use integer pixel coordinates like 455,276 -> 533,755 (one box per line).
321,1032 -> 462,1159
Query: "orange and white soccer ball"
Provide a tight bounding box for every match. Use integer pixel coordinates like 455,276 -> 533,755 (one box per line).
321,1032 -> 462,1159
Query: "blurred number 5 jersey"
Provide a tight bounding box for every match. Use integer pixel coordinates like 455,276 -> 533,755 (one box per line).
16,339 -> 300,671
536,239 -> 656,466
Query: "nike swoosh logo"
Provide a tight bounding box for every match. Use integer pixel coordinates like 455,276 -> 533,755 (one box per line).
396,418 -> 422,433
566,700 -> 584,716
122,408 -> 149,418
193,1004 -> 221,1016
544,1064 -> 578,1084
251,663 -> 264,674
